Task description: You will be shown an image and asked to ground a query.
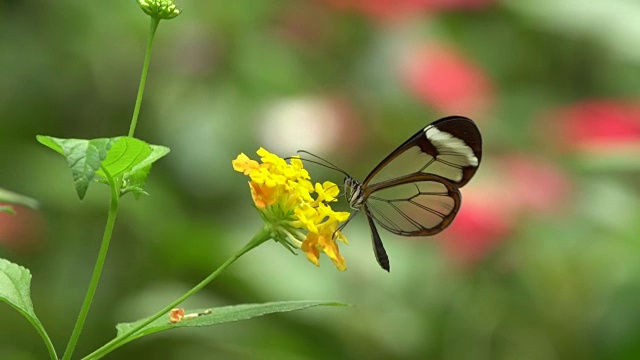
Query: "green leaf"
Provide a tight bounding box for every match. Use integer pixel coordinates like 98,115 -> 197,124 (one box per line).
121,185 -> 150,199
0,259 -> 38,330
35,135 -> 65,156
37,135 -> 170,200
36,136 -> 116,200
95,137 -> 152,179
116,300 -> 347,340
122,165 -> 152,199
0,187 -> 39,210
121,145 -> 170,198
0,258 -> 57,360
130,144 -> 170,175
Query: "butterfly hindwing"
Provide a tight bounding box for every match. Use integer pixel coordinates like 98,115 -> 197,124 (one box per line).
364,174 -> 462,236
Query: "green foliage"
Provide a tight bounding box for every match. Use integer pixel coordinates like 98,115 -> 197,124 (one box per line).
95,137 -> 152,179
122,145 -> 171,198
36,136 -> 115,200
0,259 -> 57,359
36,136 -> 170,200
116,301 -> 347,340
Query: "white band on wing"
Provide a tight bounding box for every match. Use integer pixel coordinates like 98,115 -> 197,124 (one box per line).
424,125 -> 479,167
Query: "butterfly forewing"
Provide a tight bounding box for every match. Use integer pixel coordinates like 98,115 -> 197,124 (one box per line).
364,175 -> 461,236
363,116 -> 482,188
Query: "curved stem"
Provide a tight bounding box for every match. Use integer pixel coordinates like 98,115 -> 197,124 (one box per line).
63,176 -> 120,360
29,317 -> 58,360
128,18 -> 160,137
81,227 -> 272,360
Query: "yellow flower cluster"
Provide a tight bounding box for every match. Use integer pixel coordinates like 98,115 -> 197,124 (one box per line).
233,148 -> 350,271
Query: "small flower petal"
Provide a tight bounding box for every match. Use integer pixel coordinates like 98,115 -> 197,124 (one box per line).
314,181 -> 339,203
257,147 -> 288,169
294,205 -> 320,233
233,153 -> 260,175
301,227 -> 347,271
301,234 -> 321,267
249,182 -> 277,209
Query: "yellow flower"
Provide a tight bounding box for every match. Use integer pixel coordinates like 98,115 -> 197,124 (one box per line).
302,229 -> 346,271
232,153 -> 259,175
233,148 -> 350,271
313,181 -> 340,204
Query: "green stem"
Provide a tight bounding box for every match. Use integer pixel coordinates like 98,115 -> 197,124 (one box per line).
63,15 -> 160,360
81,227 -> 272,360
128,17 -> 160,137
32,318 -> 58,360
63,178 -> 120,360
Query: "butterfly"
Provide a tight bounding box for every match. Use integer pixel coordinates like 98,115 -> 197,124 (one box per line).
300,116 -> 482,272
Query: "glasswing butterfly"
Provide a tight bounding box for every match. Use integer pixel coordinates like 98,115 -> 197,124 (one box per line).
301,116 -> 482,272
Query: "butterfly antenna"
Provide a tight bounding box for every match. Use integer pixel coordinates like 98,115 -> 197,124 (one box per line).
293,150 -> 352,178
297,150 -> 343,170
281,157 -> 349,200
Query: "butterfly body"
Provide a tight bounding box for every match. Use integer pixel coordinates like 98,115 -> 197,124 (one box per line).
344,177 -> 364,209
344,116 -> 482,272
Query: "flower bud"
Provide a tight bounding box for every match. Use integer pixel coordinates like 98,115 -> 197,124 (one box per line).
137,0 -> 181,20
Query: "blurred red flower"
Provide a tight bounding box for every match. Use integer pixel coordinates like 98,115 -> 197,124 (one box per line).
501,155 -> 572,214
441,193 -> 513,266
440,155 -> 571,266
401,46 -> 495,117
0,206 -> 45,253
321,0 -> 495,20
549,100 -> 640,153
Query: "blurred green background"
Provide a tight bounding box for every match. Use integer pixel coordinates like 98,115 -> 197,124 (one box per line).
2,0 -> 640,359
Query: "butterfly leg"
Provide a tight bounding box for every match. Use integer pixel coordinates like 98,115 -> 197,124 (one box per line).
336,209 -> 359,234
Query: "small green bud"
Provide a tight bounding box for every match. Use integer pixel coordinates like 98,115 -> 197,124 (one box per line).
137,0 -> 181,20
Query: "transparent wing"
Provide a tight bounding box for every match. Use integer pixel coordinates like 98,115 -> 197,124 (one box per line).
364,174 -> 461,236
363,116 -> 482,188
